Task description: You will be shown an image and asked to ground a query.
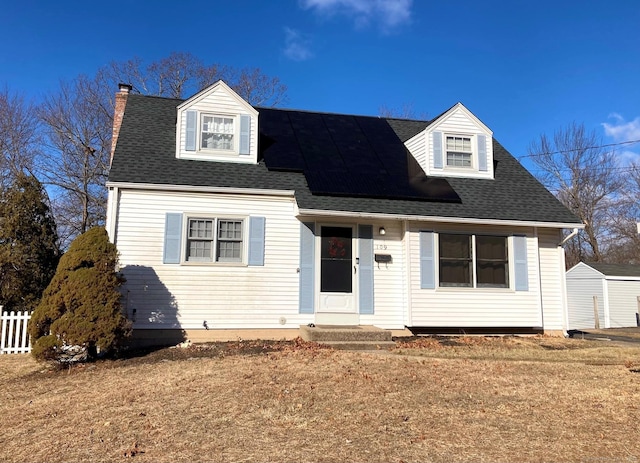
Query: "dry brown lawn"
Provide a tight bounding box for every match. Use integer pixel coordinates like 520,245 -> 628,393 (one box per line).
1,336 -> 639,463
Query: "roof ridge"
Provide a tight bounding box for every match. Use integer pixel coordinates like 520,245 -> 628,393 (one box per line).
127,93 -> 184,103
256,105 -> 430,123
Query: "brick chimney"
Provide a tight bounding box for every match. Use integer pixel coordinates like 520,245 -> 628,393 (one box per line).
110,83 -> 132,165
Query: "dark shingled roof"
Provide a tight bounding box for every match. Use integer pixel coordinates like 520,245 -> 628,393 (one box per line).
584,263 -> 640,277
108,94 -> 581,225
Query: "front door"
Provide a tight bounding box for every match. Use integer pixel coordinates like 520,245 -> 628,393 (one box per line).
317,225 -> 357,313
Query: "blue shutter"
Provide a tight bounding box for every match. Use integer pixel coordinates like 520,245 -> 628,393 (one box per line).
239,114 -> 250,155
358,225 -> 374,314
185,110 -> 197,151
514,235 -> 529,291
477,134 -> 488,172
433,132 -> 443,169
420,231 -> 436,289
163,213 -> 183,264
299,222 -> 315,314
248,216 -> 265,266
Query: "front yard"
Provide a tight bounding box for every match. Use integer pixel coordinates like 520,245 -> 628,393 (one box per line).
1,336 -> 639,462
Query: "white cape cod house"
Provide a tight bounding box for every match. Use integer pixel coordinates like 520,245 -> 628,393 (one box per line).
106,81 -> 582,345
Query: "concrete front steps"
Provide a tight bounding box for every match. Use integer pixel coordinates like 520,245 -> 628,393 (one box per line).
299,324 -> 396,351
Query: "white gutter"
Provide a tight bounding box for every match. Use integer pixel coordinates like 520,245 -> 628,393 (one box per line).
558,227 -> 579,246
106,181 -> 295,198
297,208 -> 584,230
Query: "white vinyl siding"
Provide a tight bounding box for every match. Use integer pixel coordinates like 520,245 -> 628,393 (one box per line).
407,223 -> 542,328
566,264 -> 606,330
177,82 -> 258,164
606,280 -> 640,327
359,221 -> 406,329
428,113 -> 490,178
408,104 -> 493,180
566,262 -> 640,329
536,229 -> 566,331
404,131 -> 427,168
115,189 -> 305,330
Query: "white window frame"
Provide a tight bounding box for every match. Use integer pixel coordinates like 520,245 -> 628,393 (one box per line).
445,134 -> 474,169
199,113 -> 238,153
438,232 -> 510,289
184,215 -> 246,264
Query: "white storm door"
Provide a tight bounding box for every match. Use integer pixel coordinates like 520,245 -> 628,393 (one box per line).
317,225 -> 357,313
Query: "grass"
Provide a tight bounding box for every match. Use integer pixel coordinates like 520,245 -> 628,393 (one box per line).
1,336 -> 639,463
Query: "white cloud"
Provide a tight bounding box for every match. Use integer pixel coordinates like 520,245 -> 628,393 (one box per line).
602,114 -> 640,165
602,113 -> 640,142
300,0 -> 412,31
617,149 -> 640,164
283,27 -> 313,61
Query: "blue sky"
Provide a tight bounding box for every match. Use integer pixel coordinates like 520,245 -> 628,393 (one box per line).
2,0 -> 639,173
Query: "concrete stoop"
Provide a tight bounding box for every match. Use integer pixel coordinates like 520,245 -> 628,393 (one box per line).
299,325 -> 396,351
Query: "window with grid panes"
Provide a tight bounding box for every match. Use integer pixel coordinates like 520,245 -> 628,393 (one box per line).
186,218 -> 244,262
217,220 -> 243,262
446,136 -> 472,168
201,115 -> 234,151
187,219 -> 214,261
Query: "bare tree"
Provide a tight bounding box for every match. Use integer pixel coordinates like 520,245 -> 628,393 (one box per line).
37,53 -> 288,246
606,162 -> 640,263
104,53 -> 217,99
527,122 -> 624,266
101,52 -> 287,105
226,67 -> 288,107
0,87 -> 39,188
378,103 -> 428,120
38,75 -> 112,245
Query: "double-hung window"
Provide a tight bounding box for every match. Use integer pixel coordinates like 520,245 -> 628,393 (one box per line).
475,236 -> 509,287
446,135 -> 473,168
201,115 -> 234,151
439,233 -> 508,288
186,217 -> 244,263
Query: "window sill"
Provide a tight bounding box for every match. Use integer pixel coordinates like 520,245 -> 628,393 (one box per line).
180,261 -> 247,267
436,286 -> 514,293
177,151 -> 254,164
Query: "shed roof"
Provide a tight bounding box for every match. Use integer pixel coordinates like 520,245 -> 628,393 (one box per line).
584,263 -> 640,278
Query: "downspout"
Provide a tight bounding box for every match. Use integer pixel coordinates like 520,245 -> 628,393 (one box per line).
559,228 -> 579,246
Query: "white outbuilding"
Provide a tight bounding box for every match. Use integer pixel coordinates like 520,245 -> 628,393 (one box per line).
566,262 -> 640,330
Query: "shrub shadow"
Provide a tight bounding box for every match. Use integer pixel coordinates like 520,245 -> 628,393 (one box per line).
119,265 -> 186,350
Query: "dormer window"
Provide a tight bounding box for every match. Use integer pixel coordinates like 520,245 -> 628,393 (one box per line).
446,136 -> 473,168
201,115 -> 235,151
176,80 -> 259,164
404,103 -> 493,180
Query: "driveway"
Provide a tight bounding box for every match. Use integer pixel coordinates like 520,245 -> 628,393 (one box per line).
568,327 -> 640,344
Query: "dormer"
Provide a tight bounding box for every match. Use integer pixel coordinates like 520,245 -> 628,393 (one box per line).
405,103 -> 494,180
176,80 -> 259,164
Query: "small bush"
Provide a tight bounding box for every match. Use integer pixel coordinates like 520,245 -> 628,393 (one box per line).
29,227 -> 131,362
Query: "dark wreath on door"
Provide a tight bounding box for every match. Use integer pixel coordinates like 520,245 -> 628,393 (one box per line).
320,226 -> 353,293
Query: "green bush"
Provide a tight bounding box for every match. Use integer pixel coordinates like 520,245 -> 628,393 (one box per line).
29,227 -> 131,362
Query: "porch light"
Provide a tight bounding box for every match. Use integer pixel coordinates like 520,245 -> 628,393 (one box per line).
379,227 -> 386,236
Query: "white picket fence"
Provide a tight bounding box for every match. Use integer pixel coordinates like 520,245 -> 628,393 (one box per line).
1,308 -> 32,354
